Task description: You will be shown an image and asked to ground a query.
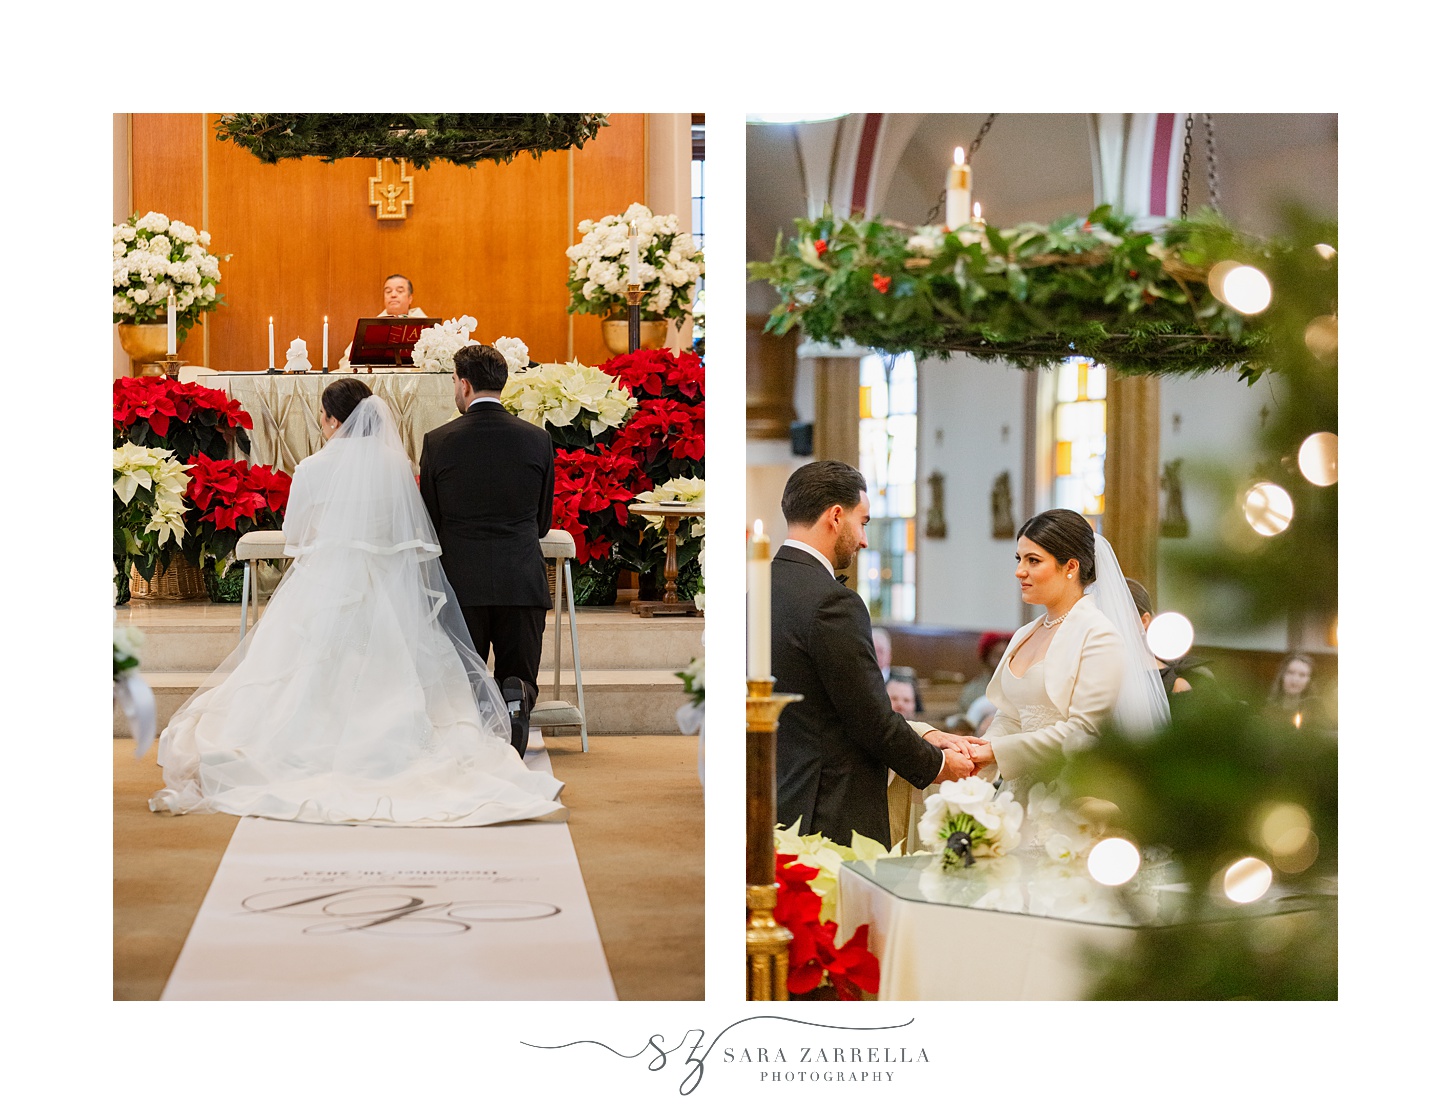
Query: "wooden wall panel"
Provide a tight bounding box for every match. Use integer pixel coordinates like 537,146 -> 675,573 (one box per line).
125,113 -> 653,374
129,114 -> 206,369
570,114 -> 648,367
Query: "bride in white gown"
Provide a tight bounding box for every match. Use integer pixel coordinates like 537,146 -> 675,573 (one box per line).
150,381 -> 565,826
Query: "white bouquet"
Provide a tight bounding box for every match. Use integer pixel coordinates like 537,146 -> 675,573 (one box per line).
113,211 -> 229,339
566,202 -> 705,324
412,316 -> 478,375
918,776 -> 1024,868
500,360 -> 637,447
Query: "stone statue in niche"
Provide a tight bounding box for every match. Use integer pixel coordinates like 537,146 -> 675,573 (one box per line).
925,471 -> 947,538
991,471 -> 1014,539
1161,458 -> 1189,538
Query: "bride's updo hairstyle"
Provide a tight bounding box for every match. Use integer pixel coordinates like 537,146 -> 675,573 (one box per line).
321,377 -> 374,424
1018,508 -> 1097,586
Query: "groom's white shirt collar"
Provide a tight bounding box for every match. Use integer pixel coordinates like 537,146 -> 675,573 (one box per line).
467,397 -> 503,409
782,539 -> 835,577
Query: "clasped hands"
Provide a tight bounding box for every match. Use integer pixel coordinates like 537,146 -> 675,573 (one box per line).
924,730 -> 996,784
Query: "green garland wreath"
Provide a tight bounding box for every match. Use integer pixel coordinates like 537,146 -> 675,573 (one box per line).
214,113 -> 609,169
748,206 -> 1334,378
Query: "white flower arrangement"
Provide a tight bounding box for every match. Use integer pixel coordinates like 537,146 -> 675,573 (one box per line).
633,477 -> 705,540
566,202 -> 705,323
412,316 -> 478,375
918,776 -> 1024,869
500,360 -> 637,443
113,443 -> 190,548
493,335 -> 530,376
114,624 -> 145,680
1024,781 -> 1105,864
113,211 -> 228,337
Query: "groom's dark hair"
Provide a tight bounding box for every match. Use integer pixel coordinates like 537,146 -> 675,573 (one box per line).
454,344 -> 509,392
782,460 -> 867,526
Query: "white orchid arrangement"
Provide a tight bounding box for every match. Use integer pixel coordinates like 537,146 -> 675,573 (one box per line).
775,819 -> 907,926
113,443 -> 190,550
412,315 -> 478,375
113,211 -> 228,338
500,360 -> 637,447
918,776 -> 1024,869
493,335 -> 530,376
566,202 -> 705,324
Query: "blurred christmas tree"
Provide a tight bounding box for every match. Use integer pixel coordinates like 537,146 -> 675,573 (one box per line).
1063,206 -> 1338,999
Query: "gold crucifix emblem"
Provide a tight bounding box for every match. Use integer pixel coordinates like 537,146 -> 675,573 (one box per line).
368,159 -> 415,220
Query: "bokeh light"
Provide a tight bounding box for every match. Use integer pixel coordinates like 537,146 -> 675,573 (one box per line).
1242,482 -> 1294,536
1258,803 -> 1312,853
1221,265 -> 1273,314
1298,432 -> 1338,486
1087,838 -> 1141,886
1146,612 -> 1195,660
1303,315 -> 1338,362
1222,857 -> 1273,904
1206,259 -> 1239,302
1314,243 -> 1337,260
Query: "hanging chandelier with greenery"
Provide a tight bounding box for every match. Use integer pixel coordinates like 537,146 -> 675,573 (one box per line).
214,113 -> 610,169
749,206 -> 1336,378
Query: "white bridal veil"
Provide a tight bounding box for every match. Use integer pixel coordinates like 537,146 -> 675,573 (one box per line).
1088,532 -> 1172,737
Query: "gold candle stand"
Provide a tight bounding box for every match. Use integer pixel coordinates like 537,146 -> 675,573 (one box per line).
155,356 -> 187,380
746,676 -> 801,1000
626,283 -> 643,353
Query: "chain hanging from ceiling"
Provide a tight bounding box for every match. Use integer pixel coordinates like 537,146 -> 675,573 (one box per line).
1181,113 -> 1222,219
925,113 -> 997,225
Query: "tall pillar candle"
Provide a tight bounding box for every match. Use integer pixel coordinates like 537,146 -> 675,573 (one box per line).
322,316 -> 329,371
945,146 -> 972,230
628,221 -> 639,284
747,520 -> 771,680
268,316 -> 275,369
166,293 -> 177,355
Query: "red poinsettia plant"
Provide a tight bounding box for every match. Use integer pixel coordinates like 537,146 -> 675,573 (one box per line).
598,346 -> 704,404
775,853 -> 880,1000
114,376 -> 252,461
550,447 -> 646,564
610,397 -> 705,480
181,454 -> 291,570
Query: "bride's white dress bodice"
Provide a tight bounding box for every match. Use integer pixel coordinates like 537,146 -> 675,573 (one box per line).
996,657 -> 1059,798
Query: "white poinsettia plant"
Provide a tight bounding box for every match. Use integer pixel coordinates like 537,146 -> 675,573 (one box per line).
412,316 -> 478,375
634,477 -> 705,540
113,443 -> 190,549
493,335 -> 530,376
113,211 -> 228,339
918,776 -> 1024,869
500,360 -> 637,448
566,202 -> 705,324
775,820 -> 908,926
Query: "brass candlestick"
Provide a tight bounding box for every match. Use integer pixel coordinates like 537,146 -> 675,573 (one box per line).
746,676 -> 801,1000
626,283 -> 643,353
156,355 -> 187,380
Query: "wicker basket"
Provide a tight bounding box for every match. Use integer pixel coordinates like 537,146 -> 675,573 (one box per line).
129,554 -> 208,600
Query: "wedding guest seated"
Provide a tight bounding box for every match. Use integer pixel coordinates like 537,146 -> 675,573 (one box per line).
947,630 -> 1011,732
885,677 -> 925,849
964,695 -> 996,735
1266,652 -> 1332,730
874,626 -> 923,712
1125,578 -> 1209,701
338,273 -> 430,370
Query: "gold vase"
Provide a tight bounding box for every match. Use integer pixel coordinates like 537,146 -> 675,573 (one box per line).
117,323 -> 171,375
602,317 -> 669,356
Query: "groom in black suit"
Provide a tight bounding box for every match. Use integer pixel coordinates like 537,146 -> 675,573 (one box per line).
420,343 -> 554,754
772,460 -> 975,847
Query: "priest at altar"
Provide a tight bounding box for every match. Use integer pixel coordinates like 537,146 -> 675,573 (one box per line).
337,273 -> 429,371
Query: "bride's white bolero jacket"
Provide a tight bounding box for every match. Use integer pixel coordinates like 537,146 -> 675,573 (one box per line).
975,594 -> 1126,782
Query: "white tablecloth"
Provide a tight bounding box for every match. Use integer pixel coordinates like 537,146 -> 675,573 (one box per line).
195,372 -> 457,473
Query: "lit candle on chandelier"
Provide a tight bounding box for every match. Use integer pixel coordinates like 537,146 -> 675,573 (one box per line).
747,520 -> 771,681
628,220 -> 639,284
268,316 -> 275,369
945,146 -> 972,230
322,316 -> 329,371
972,201 -> 984,228
1293,711 -> 1303,729
166,292 -> 177,355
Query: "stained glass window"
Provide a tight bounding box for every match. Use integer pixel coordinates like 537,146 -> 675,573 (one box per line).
1052,357 -> 1107,525
858,351 -> 917,620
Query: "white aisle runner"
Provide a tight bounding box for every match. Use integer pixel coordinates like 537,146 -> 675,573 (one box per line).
162,736 -> 615,1000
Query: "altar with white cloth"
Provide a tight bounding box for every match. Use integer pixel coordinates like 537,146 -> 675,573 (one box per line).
194,372 -> 455,473
836,854 -> 1335,1000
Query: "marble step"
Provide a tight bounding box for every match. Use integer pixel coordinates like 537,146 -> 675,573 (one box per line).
116,667 -> 691,740
116,599 -> 703,673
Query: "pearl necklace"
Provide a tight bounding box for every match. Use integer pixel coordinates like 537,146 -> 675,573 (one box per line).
1042,610 -> 1069,629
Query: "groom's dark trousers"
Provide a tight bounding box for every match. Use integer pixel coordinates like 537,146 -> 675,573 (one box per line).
420,398 -> 555,712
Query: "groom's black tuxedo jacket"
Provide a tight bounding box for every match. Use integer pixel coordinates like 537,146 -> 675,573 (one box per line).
771,546 -> 943,846
419,401 -> 554,609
